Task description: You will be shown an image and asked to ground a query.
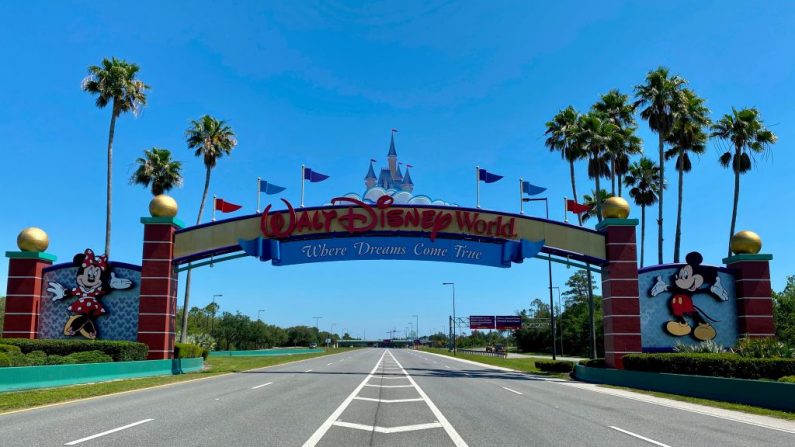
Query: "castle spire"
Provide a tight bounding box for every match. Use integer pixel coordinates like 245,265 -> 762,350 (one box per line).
388,129 -> 398,156
401,165 -> 414,192
364,159 -> 377,189
388,129 -> 398,179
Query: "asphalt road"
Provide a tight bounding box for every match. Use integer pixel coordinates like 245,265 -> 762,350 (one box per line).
1,348 -> 794,446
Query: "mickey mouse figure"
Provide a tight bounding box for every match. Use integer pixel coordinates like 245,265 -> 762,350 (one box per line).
47,248 -> 132,339
650,251 -> 729,341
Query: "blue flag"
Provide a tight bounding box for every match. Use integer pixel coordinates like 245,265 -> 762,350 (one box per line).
521,181 -> 546,196
304,167 -> 330,183
478,168 -> 503,183
259,180 -> 286,195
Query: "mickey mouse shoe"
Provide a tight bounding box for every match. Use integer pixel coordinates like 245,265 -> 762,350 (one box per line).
665,321 -> 692,336
693,323 -> 716,341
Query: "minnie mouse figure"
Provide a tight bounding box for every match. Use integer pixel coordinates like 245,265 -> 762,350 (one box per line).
650,251 -> 729,341
46,248 -> 132,339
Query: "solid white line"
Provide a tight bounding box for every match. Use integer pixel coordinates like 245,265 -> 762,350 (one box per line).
364,384 -> 414,388
64,419 -> 154,445
389,352 -> 469,446
370,376 -> 409,379
501,386 -> 523,395
251,382 -> 273,390
608,426 -> 671,447
302,351 -> 387,447
353,397 -> 424,403
332,421 -> 443,434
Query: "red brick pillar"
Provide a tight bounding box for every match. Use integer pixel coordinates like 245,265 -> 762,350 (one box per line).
596,218 -> 642,369
137,217 -> 182,359
3,252 -> 56,338
724,254 -> 775,338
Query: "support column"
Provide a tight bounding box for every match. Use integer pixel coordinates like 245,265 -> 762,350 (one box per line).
3,252 -> 56,338
137,216 -> 182,359
596,217 -> 642,369
724,253 -> 775,338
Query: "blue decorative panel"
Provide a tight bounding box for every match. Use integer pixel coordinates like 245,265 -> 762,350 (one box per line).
639,264 -> 737,351
38,263 -> 141,341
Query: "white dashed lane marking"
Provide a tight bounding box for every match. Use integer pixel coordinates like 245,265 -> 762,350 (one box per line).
64,419 -> 154,445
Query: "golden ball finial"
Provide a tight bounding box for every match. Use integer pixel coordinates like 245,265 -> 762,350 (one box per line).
17,227 -> 49,252
149,194 -> 178,218
602,196 -> 630,219
731,230 -> 762,255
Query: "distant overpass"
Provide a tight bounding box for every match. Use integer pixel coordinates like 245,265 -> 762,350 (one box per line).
336,339 -> 415,348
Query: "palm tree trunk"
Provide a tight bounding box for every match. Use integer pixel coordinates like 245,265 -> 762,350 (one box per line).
569,159 -> 582,226
618,173 -> 623,197
728,148 -> 741,257
594,160 -> 603,223
180,166 -> 214,343
610,160 -> 616,195
657,133 -> 664,264
673,151 -> 684,263
640,205 -> 646,268
104,106 -> 118,257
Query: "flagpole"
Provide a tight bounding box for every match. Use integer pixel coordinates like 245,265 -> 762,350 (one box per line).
563,196 -> 568,223
257,177 -> 261,213
300,164 -> 305,208
212,194 -> 217,222
519,177 -> 524,215
475,166 -> 480,209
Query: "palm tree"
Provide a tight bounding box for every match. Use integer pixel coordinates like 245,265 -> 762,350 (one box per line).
130,148 -> 184,196
180,115 -> 238,343
577,113 -> 617,222
634,67 -> 687,264
82,57 -> 150,257
581,189 -> 614,224
665,89 -> 710,263
624,158 -> 662,267
592,90 -> 642,196
711,108 -> 777,256
545,106 -> 584,223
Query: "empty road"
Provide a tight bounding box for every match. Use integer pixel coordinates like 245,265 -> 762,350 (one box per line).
0,348 -> 793,446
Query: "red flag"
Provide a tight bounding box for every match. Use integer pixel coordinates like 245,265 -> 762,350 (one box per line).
566,199 -> 590,214
214,198 -> 242,213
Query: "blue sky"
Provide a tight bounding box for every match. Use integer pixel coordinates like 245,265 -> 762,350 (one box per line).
1,1 -> 793,339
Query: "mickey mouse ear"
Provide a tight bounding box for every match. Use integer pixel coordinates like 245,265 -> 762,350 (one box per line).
685,251 -> 703,266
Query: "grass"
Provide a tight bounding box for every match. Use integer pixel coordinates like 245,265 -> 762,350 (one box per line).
420,347 -> 570,378
598,384 -> 795,421
0,348 -> 348,414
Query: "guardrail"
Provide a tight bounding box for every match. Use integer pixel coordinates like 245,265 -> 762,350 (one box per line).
458,349 -> 507,358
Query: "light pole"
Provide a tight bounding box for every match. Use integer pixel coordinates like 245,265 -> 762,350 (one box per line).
442,282 -> 456,356
257,309 -> 265,322
210,294 -> 222,336
523,197 -> 557,360
408,322 -> 414,339
551,287 -> 563,356
412,314 -> 419,339
313,316 -> 322,345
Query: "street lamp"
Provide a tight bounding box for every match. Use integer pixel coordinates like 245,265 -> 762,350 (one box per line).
210,294 -> 222,336
523,197 -> 557,360
257,309 -> 266,322
442,282 -> 456,356
551,287 -> 563,355
412,314 -> 419,339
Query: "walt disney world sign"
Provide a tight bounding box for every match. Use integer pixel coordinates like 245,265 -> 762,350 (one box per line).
171,196 -> 608,268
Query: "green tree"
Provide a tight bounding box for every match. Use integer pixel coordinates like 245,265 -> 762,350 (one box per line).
545,106 -> 584,221
623,158 -> 662,267
665,89 -> 710,263
773,276 -> 795,346
560,271 -> 603,357
129,147 -> 184,195
711,107 -> 778,256
180,115 -> 237,343
581,189 -> 614,224
591,90 -> 642,196
577,113 -> 618,221
82,57 -> 150,258
634,67 -> 687,264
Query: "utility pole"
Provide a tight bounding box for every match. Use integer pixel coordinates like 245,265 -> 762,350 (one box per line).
443,282 -> 456,355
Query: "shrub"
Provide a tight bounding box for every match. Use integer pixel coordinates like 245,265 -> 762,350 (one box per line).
579,358 -> 606,368
778,376 -> 795,384
535,360 -> 576,373
0,352 -> 10,367
45,355 -> 77,365
66,350 -> 113,364
24,350 -> 48,366
622,353 -> 795,380
0,339 -> 147,361
174,343 -> 204,359
0,344 -> 22,355
733,337 -> 794,358
674,340 -> 726,353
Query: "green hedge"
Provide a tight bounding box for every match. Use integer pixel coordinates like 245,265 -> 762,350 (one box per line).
622,353 -> 795,380
578,358 -> 606,368
65,350 -> 113,364
174,343 -> 207,359
0,353 -> 10,367
779,376 -> 795,383
535,359 -> 576,373
0,339 -> 147,361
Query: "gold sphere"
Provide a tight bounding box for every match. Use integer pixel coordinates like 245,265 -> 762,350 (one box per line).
731,230 -> 762,255
17,227 -> 49,252
149,194 -> 178,218
602,196 -> 630,219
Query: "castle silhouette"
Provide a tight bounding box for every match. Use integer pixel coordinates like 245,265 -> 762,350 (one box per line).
364,132 -> 414,193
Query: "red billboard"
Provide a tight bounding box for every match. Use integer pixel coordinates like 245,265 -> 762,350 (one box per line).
495,315 -> 522,330
469,315 -> 496,330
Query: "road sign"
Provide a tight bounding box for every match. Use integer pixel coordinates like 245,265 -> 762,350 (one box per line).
469,315 -> 496,329
495,315 -> 522,330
